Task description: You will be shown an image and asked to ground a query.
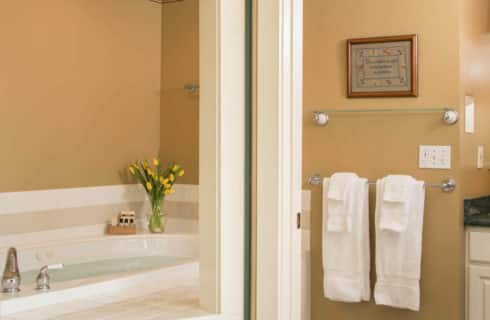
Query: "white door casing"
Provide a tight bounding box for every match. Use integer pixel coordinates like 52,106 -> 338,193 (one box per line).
201,0 -> 304,318
290,0 -> 305,318
200,0 -> 245,319
256,0 -> 304,319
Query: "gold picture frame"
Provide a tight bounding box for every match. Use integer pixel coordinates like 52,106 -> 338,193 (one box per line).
347,34 -> 418,98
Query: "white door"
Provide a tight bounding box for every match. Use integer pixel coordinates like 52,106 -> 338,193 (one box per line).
469,265 -> 490,320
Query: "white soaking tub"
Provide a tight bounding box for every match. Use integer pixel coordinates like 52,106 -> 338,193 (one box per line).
0,233 -> 198,316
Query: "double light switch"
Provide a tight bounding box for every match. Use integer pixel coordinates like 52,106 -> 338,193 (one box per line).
419,145 -> 451,169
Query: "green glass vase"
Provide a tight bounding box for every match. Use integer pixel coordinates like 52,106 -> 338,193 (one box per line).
148,198 -> 166,233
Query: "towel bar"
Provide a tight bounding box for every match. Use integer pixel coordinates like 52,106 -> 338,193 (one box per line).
307,174 -> 456,193
312,108 -> 459,126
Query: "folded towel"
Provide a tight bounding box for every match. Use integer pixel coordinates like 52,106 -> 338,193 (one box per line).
379,175 -> 416,232
374,178 -> 425,311
326,173 -> 358,232
323,176 -> 370,303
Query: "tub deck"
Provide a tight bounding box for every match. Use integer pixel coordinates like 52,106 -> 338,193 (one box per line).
3,281 -> 213,320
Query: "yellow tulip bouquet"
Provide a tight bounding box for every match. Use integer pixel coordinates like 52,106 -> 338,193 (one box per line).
128,158 -> 184,233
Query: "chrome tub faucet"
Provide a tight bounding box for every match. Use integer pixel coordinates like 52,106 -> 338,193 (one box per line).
2,247 -> 21,293
36,264 -> 64,291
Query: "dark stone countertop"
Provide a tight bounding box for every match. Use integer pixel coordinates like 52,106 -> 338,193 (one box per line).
464,196 -> 490,227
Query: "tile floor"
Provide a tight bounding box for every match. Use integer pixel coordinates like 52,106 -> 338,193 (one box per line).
3,285 -> 211,320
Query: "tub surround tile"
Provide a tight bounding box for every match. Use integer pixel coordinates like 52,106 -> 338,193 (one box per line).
0,184 -> 198,237
464,196 -> 490,227
164,202 -> 199,220
0,201 -> 197,238
0,224 -> 107,249
0,202 -> 147,236
0,220 -> 197,251
0,184 -> 197,216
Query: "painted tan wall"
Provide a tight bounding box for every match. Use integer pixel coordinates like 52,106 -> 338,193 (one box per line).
459,0 -> 490,199
160,0 -> 199,184
0,0 -> 162,192
304,0 -> 465,319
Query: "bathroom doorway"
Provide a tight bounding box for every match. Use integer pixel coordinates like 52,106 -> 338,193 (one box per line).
0,0 -> 249,319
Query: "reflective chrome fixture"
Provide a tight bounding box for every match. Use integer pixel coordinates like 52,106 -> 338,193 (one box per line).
184,84 -> 200,94
36,264 -> 64,291
2,247 -> 21,293
312,107 -> 459,127
149,0 -> 184,4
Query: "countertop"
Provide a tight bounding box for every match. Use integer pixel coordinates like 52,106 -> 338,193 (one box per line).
464,196 -> 490,227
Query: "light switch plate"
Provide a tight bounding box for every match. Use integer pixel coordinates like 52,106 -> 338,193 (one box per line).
419,145 -> 451,169
465,96 -> 475,134
478,145 -> 484,169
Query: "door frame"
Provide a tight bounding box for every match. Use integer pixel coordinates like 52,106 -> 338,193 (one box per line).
200,0 -> 303,318
199,0 -> 246,319
256,0 -> 304,319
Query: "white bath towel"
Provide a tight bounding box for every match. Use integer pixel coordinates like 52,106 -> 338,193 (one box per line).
374,177 -> 425,311
379,175 -> 416,232
326,173 -> 359,232
323,175 -> 370,303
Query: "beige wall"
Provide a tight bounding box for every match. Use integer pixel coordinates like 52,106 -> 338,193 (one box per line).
160,0 -> 199,184
459,0 -> 490,198
0,1 -> 162,192
304,0 -> 465,319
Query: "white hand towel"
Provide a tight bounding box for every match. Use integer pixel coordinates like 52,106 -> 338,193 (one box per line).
374,178 -> 425,311
326,173 -> 358,232
323,176 -> 370,303
379,175 -> 416,232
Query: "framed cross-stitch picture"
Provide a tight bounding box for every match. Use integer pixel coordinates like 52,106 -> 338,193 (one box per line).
347,34 -> 418,98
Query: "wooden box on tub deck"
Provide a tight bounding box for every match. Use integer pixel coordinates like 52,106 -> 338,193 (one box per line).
106,225 -> 137,235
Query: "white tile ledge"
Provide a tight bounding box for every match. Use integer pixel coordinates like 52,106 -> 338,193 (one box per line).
0,184 -> 198,216
0,226 -> 196,251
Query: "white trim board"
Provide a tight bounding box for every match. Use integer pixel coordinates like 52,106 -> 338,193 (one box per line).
199,0 -> 245,316
0,184 -> 198,215
257,0 -> 304,319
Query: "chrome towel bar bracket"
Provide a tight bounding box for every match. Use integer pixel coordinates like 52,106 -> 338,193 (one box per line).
307,174 -> 456,193
312,108 -> 459,126
184,84 -> 200,94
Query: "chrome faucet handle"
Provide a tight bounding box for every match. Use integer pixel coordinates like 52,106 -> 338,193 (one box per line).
2,247 -> 21,293
35,264 -> 64,291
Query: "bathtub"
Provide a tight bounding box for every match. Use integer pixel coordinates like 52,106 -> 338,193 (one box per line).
0,233 -> 198,316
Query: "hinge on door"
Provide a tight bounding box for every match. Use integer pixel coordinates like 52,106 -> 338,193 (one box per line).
296,212 -> 301,229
